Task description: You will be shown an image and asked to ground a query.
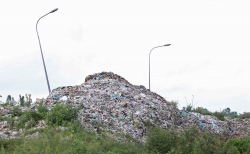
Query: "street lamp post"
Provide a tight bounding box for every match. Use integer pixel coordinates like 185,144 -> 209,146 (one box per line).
36,8 -> 58,94
149,44 -> 171,91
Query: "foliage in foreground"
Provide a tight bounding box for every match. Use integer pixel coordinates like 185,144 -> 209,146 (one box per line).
0,121 -> 144,154
1,124 -> 250,154
1,103 -> 250,154
146,127 -> 242,154
46,103 -> 78,127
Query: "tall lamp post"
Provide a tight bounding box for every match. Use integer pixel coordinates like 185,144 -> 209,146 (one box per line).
36,8 -> 58,94
149,44 -> 171,91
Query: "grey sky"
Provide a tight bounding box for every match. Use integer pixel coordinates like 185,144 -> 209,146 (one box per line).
0,0 -> 250,113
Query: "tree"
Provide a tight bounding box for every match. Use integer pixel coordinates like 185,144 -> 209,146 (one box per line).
6,95 -> 12,103
223,107 -> 231,115
19,95 -> 25,106
24,93 -> 32,107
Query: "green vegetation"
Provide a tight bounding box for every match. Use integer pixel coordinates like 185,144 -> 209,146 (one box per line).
1,101 -> 250,153
146,126 -> 250,154
19,95 -> 25,107
46,103 -> 78,127
16,110 -> 43,130
192,107 -> 212,115
213,111 -> 225,121
238,112 -> 250,119
189,106 -> 248,121
183,96 -> 241,121
184,96 -> 246,121
36,102 -> 48,119
2,123 -> 250,153
1,121 -> 145,154
10,106 -> 22,117
226,137 -> 250,153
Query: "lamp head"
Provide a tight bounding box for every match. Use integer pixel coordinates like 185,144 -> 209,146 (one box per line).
164,44 -> 171,46
50,8 -> 58,13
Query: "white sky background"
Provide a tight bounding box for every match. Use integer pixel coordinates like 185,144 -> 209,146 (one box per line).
0,0 -> 249,113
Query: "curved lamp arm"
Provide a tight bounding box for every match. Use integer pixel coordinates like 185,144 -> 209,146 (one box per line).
149,44 -> 171,91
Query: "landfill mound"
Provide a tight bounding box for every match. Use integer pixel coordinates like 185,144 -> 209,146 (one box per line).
45,72 -> 181,142
44,72 -> 250,142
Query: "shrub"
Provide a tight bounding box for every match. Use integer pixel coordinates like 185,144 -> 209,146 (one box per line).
193,107 -> 212,115
185,95 -> 196,112
0,102 -> 10,107
19,95 -> 25,107
46,103 -> 78,127
170,100 -> 179,109
6,95 -> 12,103
16,110 -> 42,130
146,127 -> 180,153
36,102 -> 48,119
226,137 -> 250,153
7,117 -> 15,130
10,106 -> 22,117
213,111 -> 225,121
238,112 -> 250,119
146,126 -> 241,154
186,104 -> 193,112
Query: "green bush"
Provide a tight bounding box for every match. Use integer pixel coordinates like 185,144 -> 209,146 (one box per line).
0,102 -> 10,107
10,106 -> 22,117
46,103 -> 78,127
170,100 -> 179,109
7,117 -> 15,130
238,112 -> 250,119
193,107 -> 212,115
191,131 -> 239,154
146,127 -> 180,153
186,104 -> 193,112
146,126 -> 241,154
36,102 -> 48,119
213,111 -> 225,121
226,137 -> 250,153
19,95 -> 25,107
16,110 -> 42,130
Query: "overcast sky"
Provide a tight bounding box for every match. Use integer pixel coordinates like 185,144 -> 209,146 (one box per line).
0,0 -> 249,113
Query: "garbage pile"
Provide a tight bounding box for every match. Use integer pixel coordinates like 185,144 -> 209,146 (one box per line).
0,105 -> 46,139
44,72 -> 250,141
0,106 -> 18,139
1,72 -> 250,141
178,111 -> 250,140
45,72 -> 182,142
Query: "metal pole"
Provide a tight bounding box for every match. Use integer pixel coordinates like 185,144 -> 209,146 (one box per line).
149,44 -> 171,91
36,8 -> 58,94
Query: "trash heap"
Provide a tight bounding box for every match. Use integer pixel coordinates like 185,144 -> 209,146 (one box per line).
178,111 -> 250,140
44,72 -> 250,141
0,105 -> 46,139
45,72 -> 182,142
0,106 -> 18,139
1,72 -> 249,141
